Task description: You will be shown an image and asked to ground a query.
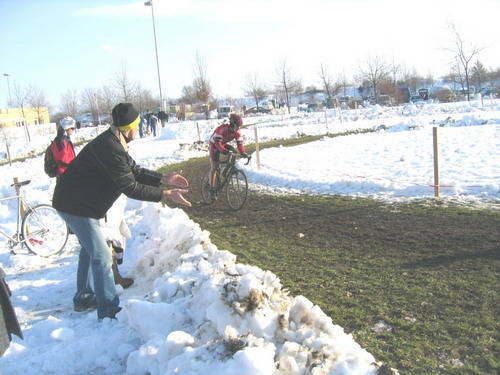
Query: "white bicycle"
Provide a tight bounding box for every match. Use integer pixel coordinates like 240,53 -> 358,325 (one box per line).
0,179 -> 69,257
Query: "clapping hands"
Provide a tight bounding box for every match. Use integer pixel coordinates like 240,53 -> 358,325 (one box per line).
161,171 -> 191,207
161,171 -> 189,188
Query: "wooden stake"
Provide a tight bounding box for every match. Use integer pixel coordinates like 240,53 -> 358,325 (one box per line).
196,122 -> 201,143
13,177 -> 27,220
433,127 -> 439,198
254,126 -> 261,169
324,108 -> 329,134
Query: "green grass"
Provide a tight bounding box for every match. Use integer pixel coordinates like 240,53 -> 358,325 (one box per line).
158,131 -> 500,374
193,197 -> 499,374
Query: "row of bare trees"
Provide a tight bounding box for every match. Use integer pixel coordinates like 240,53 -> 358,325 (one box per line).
6,23 -> 498,122
6,83 -> 50,125
56,64 -> 160,124
177,23 -> 496,112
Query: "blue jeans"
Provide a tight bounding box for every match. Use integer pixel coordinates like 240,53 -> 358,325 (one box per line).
57,211 -> 120,319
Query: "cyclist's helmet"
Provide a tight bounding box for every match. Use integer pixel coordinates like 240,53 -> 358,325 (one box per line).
60,116 -> 76,130
229,113 -> 242,131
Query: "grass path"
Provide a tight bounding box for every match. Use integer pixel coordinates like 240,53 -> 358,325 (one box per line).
159,136 -> 500,374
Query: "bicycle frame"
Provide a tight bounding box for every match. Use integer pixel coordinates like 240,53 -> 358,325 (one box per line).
215,154 -> 237,191
0,190 -> 33,247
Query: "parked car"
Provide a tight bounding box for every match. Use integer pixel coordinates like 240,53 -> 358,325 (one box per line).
244,106 -> 271,115
217,106 -> 234,119
410,95 -> 425,104
378,94 -> 394,106
307,103 -> 321,112
81,120 -> 94,127
418,88 -> 429,100
480,87 -> 499,96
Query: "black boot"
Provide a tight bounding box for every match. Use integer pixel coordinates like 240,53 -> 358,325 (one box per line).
112,259 -> 134,289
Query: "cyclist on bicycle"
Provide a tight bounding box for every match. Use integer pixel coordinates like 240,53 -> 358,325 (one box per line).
208,113 -> 249,199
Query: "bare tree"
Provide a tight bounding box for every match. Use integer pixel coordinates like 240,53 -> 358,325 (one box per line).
358,56 -> 390,104
446,23 -> 483,101
114,63 -> 138,103
28,86 -> 50,124
135,85 -> 157,113
179,85 -> 197,105
443,60 -> 467,95
389,57 -> 401,87
400,66 -> 426,92
11,83 -> 31,140
319,64 -> 335,100
243,73 -> 267,109
276,59 -> 301,113
192,52 -> 212,104
470,60 -> 488,91
338,71 -> 350,97
99,85 -> 117,117
60,88 -> 80,119
11,83 -> 30,118
81,88 -> 102,124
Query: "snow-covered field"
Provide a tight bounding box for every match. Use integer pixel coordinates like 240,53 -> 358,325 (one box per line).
0,99 -> 498,374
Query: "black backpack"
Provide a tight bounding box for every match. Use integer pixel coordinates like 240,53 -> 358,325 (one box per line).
43,142 -> 58,178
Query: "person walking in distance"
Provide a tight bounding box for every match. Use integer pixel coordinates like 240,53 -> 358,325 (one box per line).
149,113 -> 158,137
52,103 -> 191,319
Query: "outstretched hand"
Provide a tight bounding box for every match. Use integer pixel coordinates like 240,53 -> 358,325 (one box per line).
163,189 -> 191,207
162,171 -> 189,188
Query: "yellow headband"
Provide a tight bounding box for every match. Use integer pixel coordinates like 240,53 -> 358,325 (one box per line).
118,115 -> 140,132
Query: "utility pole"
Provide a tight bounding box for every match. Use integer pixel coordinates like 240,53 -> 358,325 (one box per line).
3,73 -> 12,106
144,0 -> 164,111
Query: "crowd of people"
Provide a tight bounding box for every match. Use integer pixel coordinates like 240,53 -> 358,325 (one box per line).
138,111 -> 168,138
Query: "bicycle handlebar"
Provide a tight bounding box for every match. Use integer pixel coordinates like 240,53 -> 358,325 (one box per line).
225,151 -> 251,165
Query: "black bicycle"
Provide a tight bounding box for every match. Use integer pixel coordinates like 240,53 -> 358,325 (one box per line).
201,152 -> 251,210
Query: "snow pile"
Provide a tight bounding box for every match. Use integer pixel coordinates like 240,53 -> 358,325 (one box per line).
0,203 -> 391,374
121,204 -> 383,374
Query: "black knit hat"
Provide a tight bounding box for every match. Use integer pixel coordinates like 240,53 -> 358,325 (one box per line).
112,103 -> 140,131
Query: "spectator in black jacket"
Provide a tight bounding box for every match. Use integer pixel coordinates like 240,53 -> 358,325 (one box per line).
0,267 -> 23,356
53,103 -> 191,319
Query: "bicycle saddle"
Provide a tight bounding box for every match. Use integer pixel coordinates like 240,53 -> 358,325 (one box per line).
11,180 -> 31,187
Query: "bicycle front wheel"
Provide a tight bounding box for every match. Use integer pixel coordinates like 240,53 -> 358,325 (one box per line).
21,204 -> 69,257
224,169 -> 248,210
201,175 -> 215,204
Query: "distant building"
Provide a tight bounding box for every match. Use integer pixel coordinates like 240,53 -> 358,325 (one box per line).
0,107 -> 50,127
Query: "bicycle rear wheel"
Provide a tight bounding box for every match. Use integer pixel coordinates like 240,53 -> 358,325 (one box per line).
21,204 -> 69,257
224,169 -> 248,210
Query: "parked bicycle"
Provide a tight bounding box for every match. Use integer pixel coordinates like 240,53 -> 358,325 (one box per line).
0,179 -> 69,257
201,152 -> 251,210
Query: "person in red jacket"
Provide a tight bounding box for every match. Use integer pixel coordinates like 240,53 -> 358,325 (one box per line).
51,116 -> 76,177
208,113 -> 249,198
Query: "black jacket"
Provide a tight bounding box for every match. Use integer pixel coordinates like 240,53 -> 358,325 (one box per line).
1,267 -> 23,356
53,129 -> 163,219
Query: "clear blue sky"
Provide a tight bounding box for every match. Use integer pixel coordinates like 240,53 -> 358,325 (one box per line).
1,0 -> 499,110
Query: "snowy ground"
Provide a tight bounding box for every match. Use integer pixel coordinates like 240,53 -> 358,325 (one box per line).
0,99 -> 498,374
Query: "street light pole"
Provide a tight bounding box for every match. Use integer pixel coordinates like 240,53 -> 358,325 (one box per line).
144,1 -> 164,111
3,73 -> 12,106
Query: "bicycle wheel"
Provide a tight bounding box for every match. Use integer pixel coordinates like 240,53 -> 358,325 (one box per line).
21,204 -> 69,257
224,169 -> 248,210
200,175 -> 215,204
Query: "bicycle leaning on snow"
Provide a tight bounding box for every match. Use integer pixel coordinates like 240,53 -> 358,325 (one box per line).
200,152 -> 251,210
0,179 -> 69,257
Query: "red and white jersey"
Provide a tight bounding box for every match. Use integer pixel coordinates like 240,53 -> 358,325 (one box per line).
209,123 -> 245,153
